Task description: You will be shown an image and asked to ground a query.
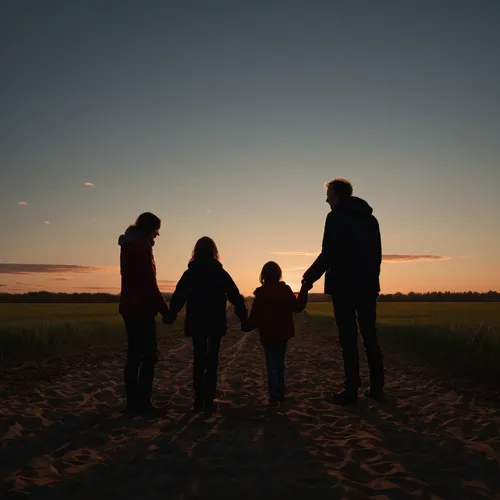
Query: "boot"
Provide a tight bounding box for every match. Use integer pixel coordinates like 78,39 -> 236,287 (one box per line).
331,390 -> 358,406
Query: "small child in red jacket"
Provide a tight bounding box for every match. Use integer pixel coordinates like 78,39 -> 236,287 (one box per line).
243,261 -> 311,406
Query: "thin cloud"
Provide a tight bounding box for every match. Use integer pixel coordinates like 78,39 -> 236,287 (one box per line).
43,220 -> 52,225
0,264 -> 106,275
54,277 -> 68,281
383,254 -> 451,263
84,182 -> 94,187
283,266 -> 308,273
73,286 -> 120,291
272,251 -> 319,257
0,284 -> 6,287
273,251 -> 453,262
158,280 -> 176,292
18,201 -> 28,206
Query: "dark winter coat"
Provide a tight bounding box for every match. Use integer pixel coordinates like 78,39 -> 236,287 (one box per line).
118,229 -> 169,317
245,282 -> 308,345
169,259 -> 247,337
303,196 -> 382,298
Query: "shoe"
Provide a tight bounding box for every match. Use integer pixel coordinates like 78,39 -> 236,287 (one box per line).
138,399 -> 166,417
364,389 -> 386,403
331,390 -> 358,406
123,399 -> 141,416
204,400 -> 217,416
269,396 -> 280,407
276,387 -> 286,402
192,399 -> 204,413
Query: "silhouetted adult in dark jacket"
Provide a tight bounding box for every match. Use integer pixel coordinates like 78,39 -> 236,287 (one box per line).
119,212 -> 169,416
166,237 -> 247,414
303,178 -> 385,405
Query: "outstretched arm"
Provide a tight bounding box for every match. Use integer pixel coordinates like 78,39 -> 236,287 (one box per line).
134,243 -> 169,315
243,295 -> 261,331
302,212 -> 340,285
225,272 -> 248,323
169,271 -> 190,317
294,282 -> 311,312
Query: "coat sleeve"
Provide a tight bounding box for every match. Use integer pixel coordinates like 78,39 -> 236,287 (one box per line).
169,271 -> 189,316
245,295 -> 261,331
294,288 -> 308,313
224,271 -> 248,323
134,242 -> 169,314
302,211 -> 341,284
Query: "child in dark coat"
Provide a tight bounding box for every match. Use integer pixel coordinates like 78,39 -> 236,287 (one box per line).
165,237 -> 247,414
243,261 -> 311,406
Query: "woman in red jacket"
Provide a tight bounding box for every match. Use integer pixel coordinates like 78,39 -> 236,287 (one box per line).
243,262 -> 311,406
118,212 -> 169,416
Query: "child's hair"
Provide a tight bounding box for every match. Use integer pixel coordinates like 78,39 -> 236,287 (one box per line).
125,212 -> 161,235
260,261 -> 282,285
191,236 -> 220,262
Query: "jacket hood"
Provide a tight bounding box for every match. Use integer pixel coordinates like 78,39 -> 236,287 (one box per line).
338,196 -> 373,217
253,282 -> 296,302
118,229 -> 149,247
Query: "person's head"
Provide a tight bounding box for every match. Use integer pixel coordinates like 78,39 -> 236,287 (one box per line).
325,178 -> 353,210
127,212 -> 162,240
259,261 -> 282,285
191,236 -> 220,262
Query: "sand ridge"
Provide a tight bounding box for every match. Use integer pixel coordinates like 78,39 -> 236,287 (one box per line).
1,313 -> 500,499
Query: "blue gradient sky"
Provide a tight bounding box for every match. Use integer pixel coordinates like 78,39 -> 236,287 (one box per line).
2,0 -> 499,294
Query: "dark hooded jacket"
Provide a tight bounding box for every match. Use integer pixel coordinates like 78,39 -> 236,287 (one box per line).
245,282 -> 308,345
303,196 -> 382,298
118,229 -> 169,317
169,259 -> 247,337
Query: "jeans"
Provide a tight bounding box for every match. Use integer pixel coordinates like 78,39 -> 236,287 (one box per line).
263,341 -> 287,400
333,293 -> 384,394
192,335 -> 222,404
123,316 -> 159,403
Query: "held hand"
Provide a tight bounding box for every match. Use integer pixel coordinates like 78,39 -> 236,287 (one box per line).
241,319 -> 253,332
300,279 -> 313,292
162,311 -> 176,325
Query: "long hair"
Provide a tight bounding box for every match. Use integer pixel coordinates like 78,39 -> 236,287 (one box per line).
125,212 -> 161,236
190,236 -> 220,262
259,261 -> 282,285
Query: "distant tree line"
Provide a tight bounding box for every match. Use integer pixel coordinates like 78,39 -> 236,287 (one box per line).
0,290 -> 499,303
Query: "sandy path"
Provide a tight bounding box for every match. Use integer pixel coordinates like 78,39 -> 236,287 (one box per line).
1,314 -> 500,499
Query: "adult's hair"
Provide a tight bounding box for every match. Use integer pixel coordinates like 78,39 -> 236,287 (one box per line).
259,261 -> 282,285
325,178 -> 353,199
126,212 -> 161,235
191,236 -> 220,262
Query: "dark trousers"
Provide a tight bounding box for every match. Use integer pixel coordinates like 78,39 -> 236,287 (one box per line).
123,316 -> 158,403
263,341 -> 287,399
333,294 -> 384,394
192,335 -> 222,404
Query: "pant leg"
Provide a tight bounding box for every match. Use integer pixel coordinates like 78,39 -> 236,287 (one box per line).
123,317 -> 144,402
264,344 -> 280,398
356,294 -> 384,392
204,335 -> 222,404
192,336 -> 208,401
137,316 -> 158,402
333,299 -> 360,394
277,341 -> 287,396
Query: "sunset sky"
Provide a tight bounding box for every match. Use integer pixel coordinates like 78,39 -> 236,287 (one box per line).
2,0 -> 500,296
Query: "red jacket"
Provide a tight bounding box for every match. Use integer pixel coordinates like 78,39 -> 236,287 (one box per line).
118,230 -> 168,317
246,282 -> 308,345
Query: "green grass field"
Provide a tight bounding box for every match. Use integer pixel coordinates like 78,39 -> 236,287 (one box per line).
0,304 -> 183,363
307,302 -> 500,389
2,302 -> 500,391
